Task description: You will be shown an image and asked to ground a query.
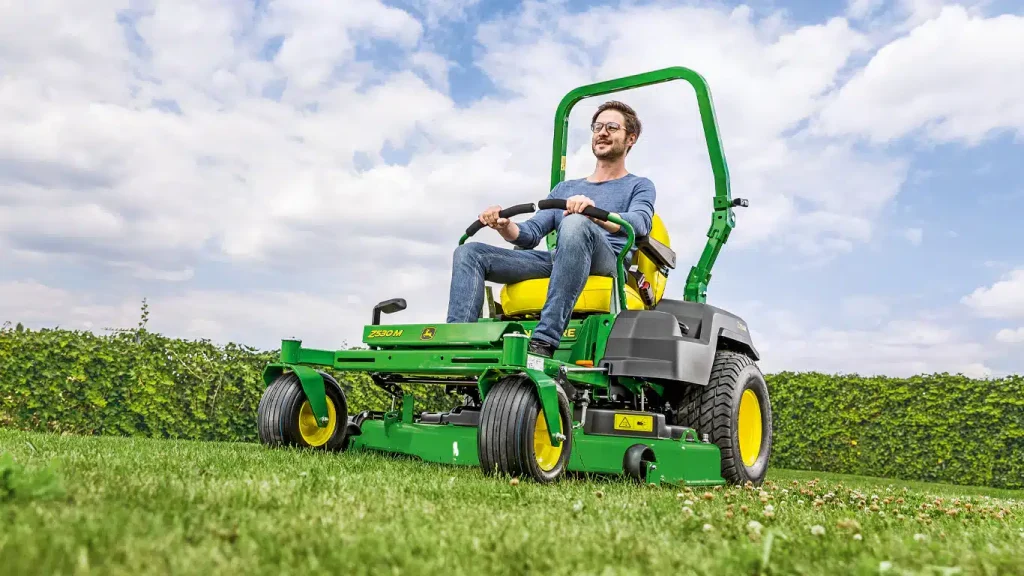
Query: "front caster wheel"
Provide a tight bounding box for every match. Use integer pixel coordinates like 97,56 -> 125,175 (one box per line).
477,375 -> 573,483
257,371 -> 349,451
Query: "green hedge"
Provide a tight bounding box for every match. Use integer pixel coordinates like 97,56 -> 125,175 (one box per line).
1,318 -> 1021,489
768,371 -> 1023,490
0,321 -> 457,443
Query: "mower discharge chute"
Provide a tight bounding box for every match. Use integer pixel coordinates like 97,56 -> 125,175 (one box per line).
256,66 -> 772,487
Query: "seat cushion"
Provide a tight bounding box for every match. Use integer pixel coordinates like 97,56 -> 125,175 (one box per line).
499,276 -> 645,316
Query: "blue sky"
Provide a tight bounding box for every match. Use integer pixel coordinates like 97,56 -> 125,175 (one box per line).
1,0 -> 1022,377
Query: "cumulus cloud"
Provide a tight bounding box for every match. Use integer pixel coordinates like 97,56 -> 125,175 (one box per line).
995,327 -> 1024,344
962,269 -> 1024,319
0,0 -> 911,280
0,281 -> 141,332
817,5 -> 1024,145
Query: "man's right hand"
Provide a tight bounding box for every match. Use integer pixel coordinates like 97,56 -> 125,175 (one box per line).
479,205 -> 510,230
479,205 -> 519,241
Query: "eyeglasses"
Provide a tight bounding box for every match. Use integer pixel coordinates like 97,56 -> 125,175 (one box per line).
590,121 -> 622,133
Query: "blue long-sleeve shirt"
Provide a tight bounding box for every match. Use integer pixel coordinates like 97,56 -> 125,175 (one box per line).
512,173 -> 656,257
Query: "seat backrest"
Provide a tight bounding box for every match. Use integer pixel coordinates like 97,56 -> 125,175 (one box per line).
633,213 -> 671,305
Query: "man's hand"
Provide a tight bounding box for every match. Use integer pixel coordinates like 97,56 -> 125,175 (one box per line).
563,194 -> 620,233
479,205 -> 519,241
563,195 -> 595,216
479,205 -> 510,230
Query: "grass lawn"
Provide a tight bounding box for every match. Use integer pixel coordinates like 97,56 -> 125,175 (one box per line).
1,428 -> 1021,575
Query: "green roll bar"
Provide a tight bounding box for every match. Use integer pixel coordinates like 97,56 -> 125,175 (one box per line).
548,66 -> 744,303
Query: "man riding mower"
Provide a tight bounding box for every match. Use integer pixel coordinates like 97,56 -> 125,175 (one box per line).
447,100 -> 655,359
255,66 -> 772,487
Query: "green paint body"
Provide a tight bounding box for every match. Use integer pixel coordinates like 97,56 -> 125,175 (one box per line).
346,411 -> 724,486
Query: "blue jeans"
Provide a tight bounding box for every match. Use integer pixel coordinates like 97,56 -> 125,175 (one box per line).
446,214 -> 618,346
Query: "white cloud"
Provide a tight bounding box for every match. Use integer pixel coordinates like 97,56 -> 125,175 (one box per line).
0,277 -> 461,352
0,0 -> 914,284
817,5 -> 1024,145
0,281 -> 140,332
256,0 -> 424,93
904,227 -> 923,245
754,314 -> 993,378
3,0 -> 1017,377
995,327 -> 1024,344
410,51 -> 453,92
961,269 -> 1024,319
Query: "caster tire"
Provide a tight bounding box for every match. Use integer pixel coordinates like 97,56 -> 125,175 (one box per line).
477,375 -> 572,483
257,371 -> 349,451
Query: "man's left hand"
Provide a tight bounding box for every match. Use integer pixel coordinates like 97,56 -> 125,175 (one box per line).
564,194 -> 595,216
564,194 -> 621,233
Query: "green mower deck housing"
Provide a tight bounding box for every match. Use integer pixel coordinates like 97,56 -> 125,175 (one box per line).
256,66 -> 773,487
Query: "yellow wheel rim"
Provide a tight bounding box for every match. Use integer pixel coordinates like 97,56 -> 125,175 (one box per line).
298,396 -> 337,447
738,389 -> 762,467
533,408 -> 563,472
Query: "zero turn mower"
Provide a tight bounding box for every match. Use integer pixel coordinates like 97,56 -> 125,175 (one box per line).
256,66 -> 772,486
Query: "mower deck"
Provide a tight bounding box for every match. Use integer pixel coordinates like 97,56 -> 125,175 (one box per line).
344,401 -> 726,487
261,316 -> 727,486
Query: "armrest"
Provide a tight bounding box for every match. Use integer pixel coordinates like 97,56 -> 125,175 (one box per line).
636,235 -> 676,270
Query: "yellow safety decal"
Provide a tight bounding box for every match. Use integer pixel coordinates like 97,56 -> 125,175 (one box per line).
523,328 -> 576,339
614,414 -> 653,432
367,329 -> 404,338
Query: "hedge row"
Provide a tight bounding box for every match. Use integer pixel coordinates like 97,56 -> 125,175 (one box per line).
767,371 -> 1023,490
1,321 -> 1021,489
0,322 -> 457,443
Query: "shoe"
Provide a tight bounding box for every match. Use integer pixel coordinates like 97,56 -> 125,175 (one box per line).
528,338 -> 556,358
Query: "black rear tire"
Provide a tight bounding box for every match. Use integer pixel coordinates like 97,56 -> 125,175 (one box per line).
674,350 -> 772,485
477,375 -> 572,483
257,371 -> 349,451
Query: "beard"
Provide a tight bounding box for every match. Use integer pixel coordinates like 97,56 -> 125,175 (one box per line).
592,138 -> 625,159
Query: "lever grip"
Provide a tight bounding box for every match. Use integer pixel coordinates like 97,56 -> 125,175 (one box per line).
537,198 -> 611,222
465,203 -> 536,237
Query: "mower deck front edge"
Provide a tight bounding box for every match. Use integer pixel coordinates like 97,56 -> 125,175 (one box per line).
346,409 -> 726,487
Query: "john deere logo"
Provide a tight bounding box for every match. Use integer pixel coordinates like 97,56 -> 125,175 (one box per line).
420,327 -> 436,340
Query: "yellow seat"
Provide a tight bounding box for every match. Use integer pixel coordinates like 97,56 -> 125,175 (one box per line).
500,276 -> 645,316
499,213 -> 673,316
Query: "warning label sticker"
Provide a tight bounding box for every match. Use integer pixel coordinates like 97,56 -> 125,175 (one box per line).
614,413 -> 653,432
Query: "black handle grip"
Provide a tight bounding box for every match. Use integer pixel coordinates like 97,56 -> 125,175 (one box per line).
465,203 -> 536,237
537,199 -> 611,222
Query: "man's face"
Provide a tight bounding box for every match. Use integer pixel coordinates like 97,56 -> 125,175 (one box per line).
591,110 -> 634,160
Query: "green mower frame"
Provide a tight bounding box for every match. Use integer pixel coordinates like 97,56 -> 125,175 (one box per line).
256,66 -> 772,487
